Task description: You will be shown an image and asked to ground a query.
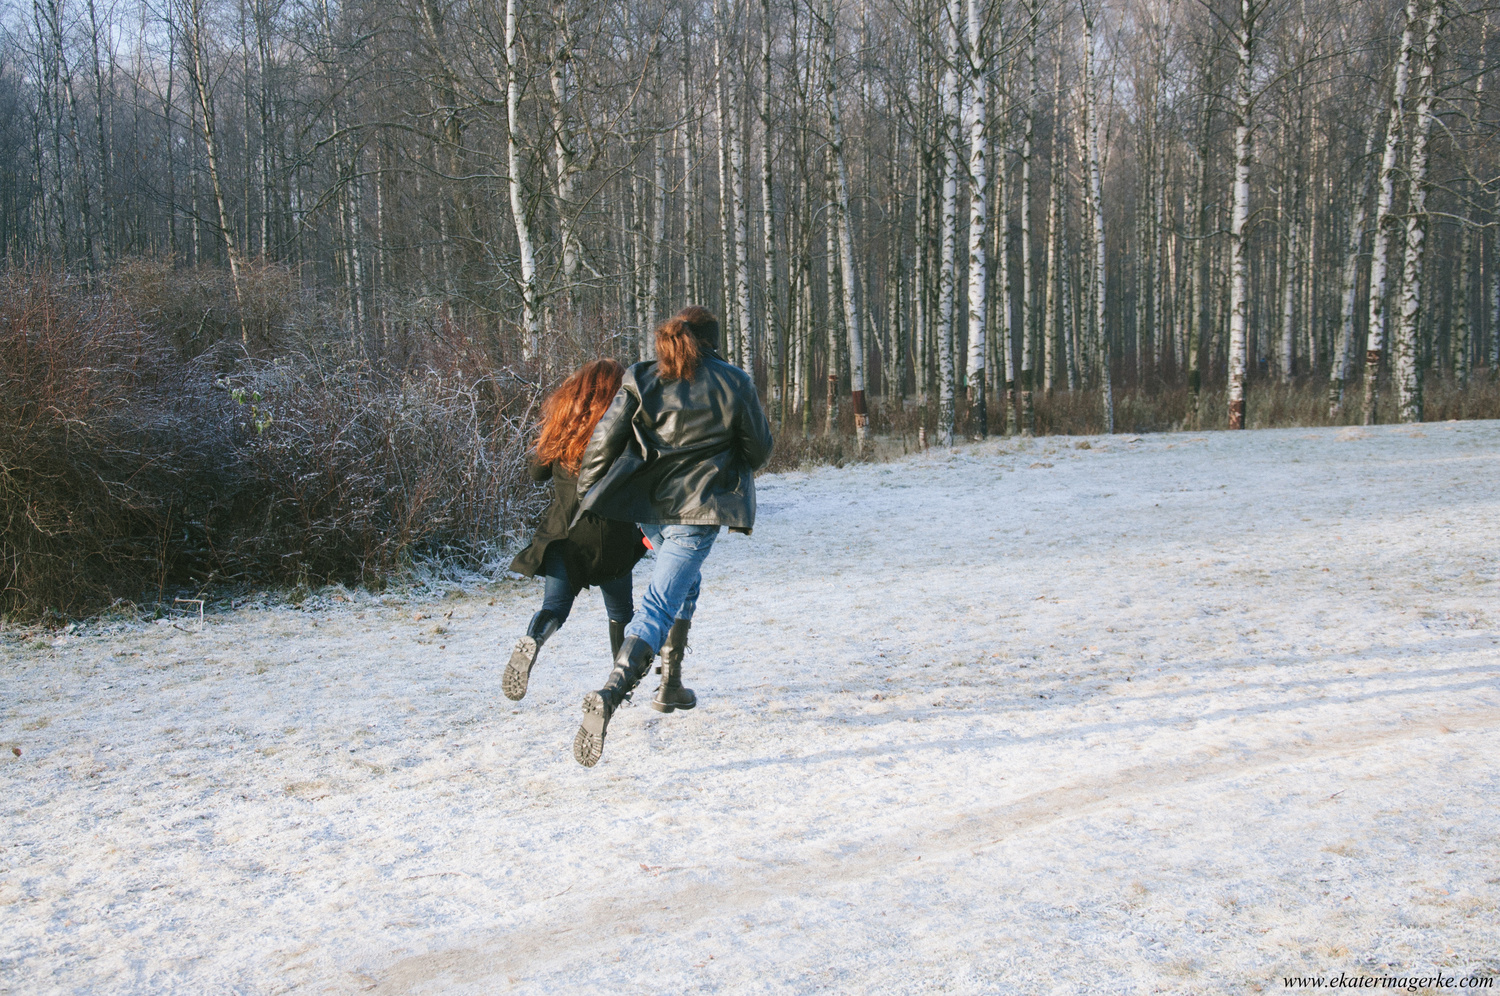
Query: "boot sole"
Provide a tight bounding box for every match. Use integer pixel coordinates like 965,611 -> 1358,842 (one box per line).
502,637 -> 539,701
573,691 -> 610,767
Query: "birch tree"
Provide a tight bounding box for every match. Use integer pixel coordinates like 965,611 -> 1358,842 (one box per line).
761,0 -> 782,418
936,0 -> 962,446
1019,0 -> 1039,434
505,0 -> 540,357
1393,0 -> 1443,424
1226,0 -> 1257,430
964,0 -> 990,438
823,0 -> 870,449
1082,0 -> 1113,432
1363,0 -> 1419,425
1329,128 -> 1378,415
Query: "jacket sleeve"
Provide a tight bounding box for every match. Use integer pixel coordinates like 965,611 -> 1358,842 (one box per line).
734,373 -> 775,472
575,380 -> 640,496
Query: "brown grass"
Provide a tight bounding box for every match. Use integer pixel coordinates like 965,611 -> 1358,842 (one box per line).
761,371 -> 1500,470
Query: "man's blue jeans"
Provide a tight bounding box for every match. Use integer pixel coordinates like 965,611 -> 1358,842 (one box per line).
625,523 -> 719,653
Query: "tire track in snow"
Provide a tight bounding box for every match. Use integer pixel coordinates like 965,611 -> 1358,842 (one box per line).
369,706 -> 1500,993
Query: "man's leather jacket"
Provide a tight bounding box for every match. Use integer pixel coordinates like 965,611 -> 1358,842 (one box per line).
574,351 -> 773,529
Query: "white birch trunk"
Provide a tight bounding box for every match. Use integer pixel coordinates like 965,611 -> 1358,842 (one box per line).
505,0 -> 539,358
1153,151 -> 1166,375
1042,83 -> 1061,398
914,171 -> 926,402
681,24 -> 697,306
1455,224 -> 1471,387
1019,0 -> 1038,433
184,0 -> 246,342
1083,2 -> 1113,432
937,6 -> 961,447
1280,197 -> 1299,381
550,1 -> 580,309
762,0 -> 782,419
1226,0 -> 1255,430
994,85 -> 1014,432
1363,0 -> 1419,424
715,14 -> 734,357
347,153 -> 365,327
1058,146 -> 1078,393
1330,128 -> 1377,415
823,0 -> 869,447
730,70 -> 753,373
1187,85 -> 1211,423
1492,225 -> 1500,371
964,0 -> 988,439
825,155 -> 841,435
1484,14 -> 1499,376
1393,0 -> 1442,424
649,127 -> 666,352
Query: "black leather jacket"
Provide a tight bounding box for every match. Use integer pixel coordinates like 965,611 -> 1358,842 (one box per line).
574,352 -> 773,529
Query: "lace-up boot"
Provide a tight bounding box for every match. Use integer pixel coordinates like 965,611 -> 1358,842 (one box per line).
502,610 -> 560,701
650,620 -> 696,713
573,636 -> 655,767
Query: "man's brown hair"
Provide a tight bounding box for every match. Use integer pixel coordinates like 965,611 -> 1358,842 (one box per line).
655,306 -> 720,380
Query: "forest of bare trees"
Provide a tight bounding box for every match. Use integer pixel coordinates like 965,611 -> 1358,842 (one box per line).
3,0 -> 1498,438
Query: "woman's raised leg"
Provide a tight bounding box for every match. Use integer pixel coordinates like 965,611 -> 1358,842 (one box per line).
504,545 -> 576,701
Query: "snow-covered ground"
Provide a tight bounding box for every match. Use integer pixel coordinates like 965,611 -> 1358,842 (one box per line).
3,421 -> 1499,995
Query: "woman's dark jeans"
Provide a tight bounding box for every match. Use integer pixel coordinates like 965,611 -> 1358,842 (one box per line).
539,543 -> 633,624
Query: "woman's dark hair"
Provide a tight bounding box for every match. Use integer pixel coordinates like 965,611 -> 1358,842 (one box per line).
535,359 -> 626,473
655,306 -> 720,380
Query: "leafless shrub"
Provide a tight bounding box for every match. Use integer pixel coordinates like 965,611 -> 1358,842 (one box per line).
0,270 -> 236,618
1422,374 -> 1500,422
0,267 -> 543,620
219,336 -> 543,587
104,258 -> 305,357
761,431 -> 852,473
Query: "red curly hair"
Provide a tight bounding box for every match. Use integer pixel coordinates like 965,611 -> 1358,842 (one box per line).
535,359 -> 626,474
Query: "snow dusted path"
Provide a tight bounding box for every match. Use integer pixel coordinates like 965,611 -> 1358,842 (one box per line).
4,422 -> 1499,995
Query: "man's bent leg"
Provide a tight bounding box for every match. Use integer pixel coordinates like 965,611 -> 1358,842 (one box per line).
626,524 -> 718,651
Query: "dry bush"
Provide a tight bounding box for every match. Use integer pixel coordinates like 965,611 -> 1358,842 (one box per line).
761,431 -> 852,473
105,258 -> 304,358
1423,373 -> 1500,421
221,335 -> 543,586
8,256 -> 1496,619
1,267 -> 543,620
1026,374 -> 1499,434
0,271 -> 242,618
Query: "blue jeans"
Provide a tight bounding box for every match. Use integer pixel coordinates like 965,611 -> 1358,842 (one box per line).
625,524 -> 719,652
540,544 -> 634,624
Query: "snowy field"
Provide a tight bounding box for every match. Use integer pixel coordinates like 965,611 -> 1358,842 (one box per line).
3,421 -> 1499,995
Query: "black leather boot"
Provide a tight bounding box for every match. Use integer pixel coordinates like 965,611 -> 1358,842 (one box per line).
573,636 -> 654,767
608,619 -> 628,661
502,609 -> 560,701
651,619 -> 696,713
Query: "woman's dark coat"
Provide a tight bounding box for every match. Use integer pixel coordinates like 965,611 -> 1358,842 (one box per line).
574,351 -> 773,529
508,459 -> 647,585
